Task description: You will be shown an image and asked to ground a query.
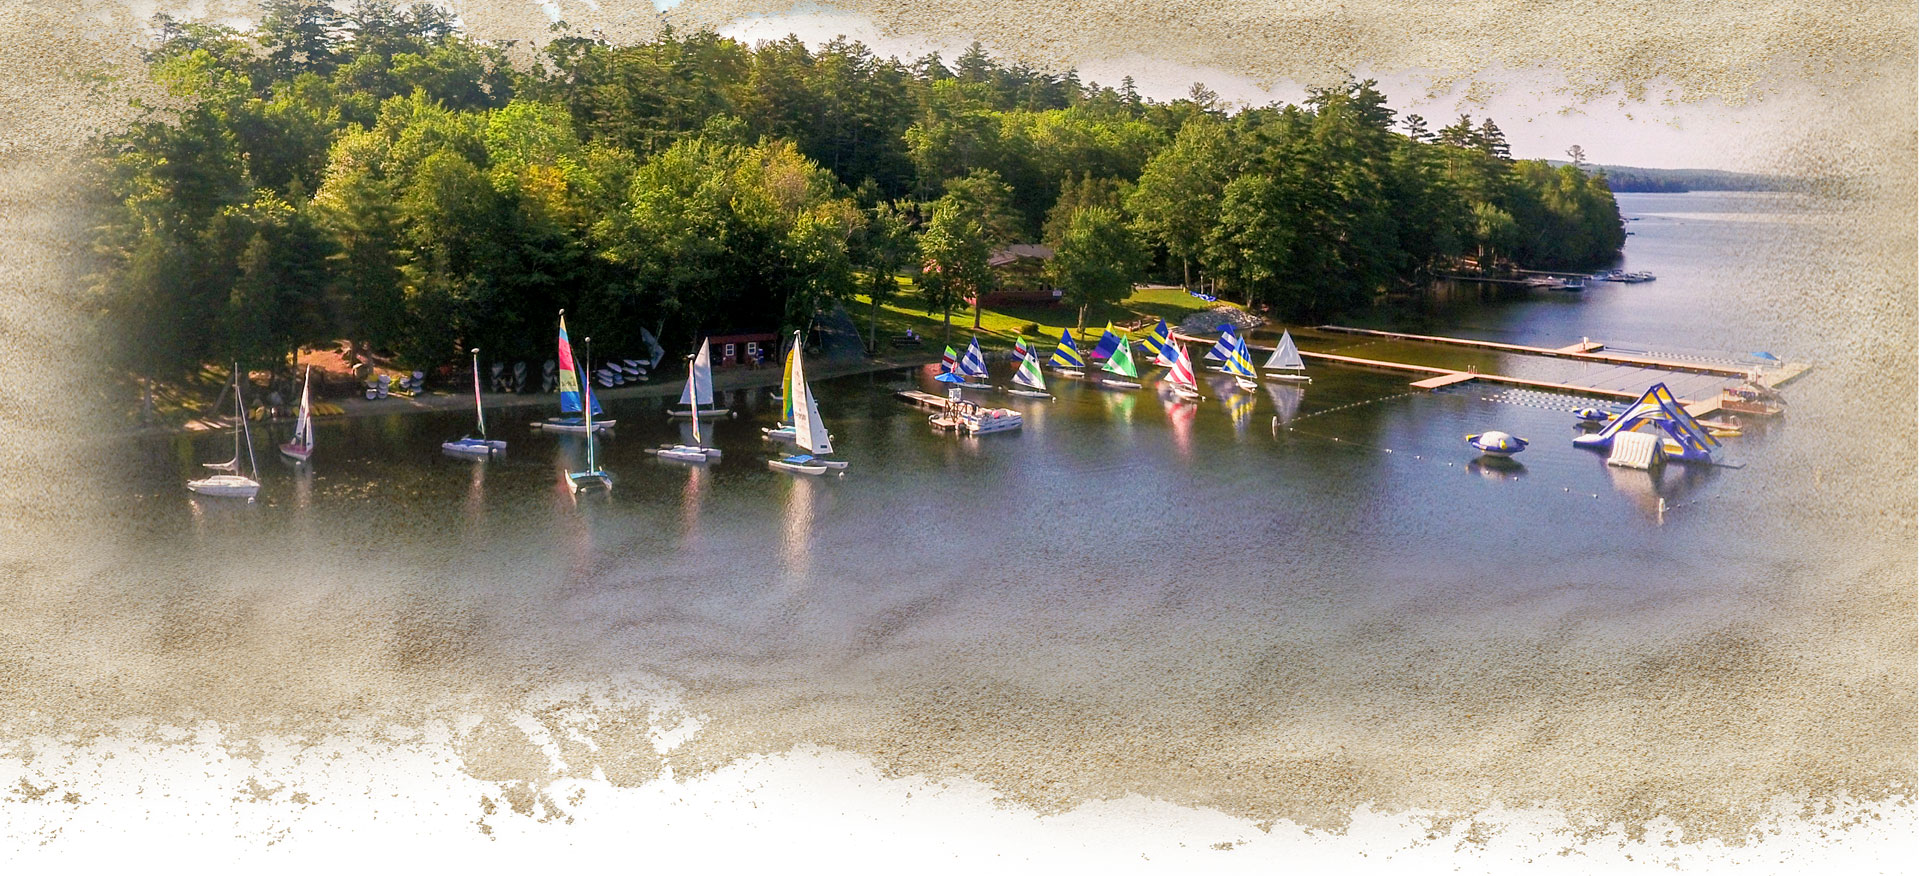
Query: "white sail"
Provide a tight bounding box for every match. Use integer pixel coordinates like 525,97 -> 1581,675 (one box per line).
790,344 -> 832,456
689,358 -> 703,446
1264,330 -> 1307,371
679,339 -> 716,406
291,366 -> 314,451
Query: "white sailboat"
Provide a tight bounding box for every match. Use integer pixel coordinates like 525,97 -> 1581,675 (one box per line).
279,364 -> 315,462
768,339 -> 844,474
1006,348 -> 1053,398
669,338 -> 730,418
444,348 -> 507,457
188,364 -> 262,498
651,356 -> 724,463
1262,330 -> 1312,382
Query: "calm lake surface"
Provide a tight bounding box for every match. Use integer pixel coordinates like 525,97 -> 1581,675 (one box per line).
59,191 -> 1915,831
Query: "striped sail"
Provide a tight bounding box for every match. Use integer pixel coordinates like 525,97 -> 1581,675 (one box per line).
1013,337 -> 1031,360
1224,332 -> 1259,378
1091,323 -> 1122,360
959,337 -> 990,378
1263,330 -> 1307,372
1102,337 -> 1140,379
557,316 -> 601,415
677,339 -> 715,406
1048,330 -> 1086,368
1167,343 -> 1199,392
1142,319 -> 1173,365
790,341 -> 832,455
1013,351 -> 1047,390
1206,324 -> 1240,362
941,345 -> 960,374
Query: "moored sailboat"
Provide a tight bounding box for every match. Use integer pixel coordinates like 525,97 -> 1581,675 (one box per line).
541,313 -> 614,432
1006,347 -> 1053,398
1262,329 -> 1312,382
1098,336 -> 1143,389
769,338 -> 844,474
1047,330 -> 1087,377
279,364 -> 315,462
668,338 -> 729,418
1224,331 -> 1261,392
566,328 -> 613,492
651,356 -> 723,464
444,348 -> 508,457
188,364 -> 262,499
1163,342 -> 1203,402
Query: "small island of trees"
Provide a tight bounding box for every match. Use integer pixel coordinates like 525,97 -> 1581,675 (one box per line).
92,0 -> 1625,394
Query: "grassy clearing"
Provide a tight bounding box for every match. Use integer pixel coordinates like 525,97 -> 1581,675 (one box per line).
848,281 -> 1231,356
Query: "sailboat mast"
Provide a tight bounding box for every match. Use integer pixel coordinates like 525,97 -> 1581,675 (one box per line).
582,336 -> 596,471
235,363 -> 258,478
688,356 -> 701,445
470,348 -> 486,439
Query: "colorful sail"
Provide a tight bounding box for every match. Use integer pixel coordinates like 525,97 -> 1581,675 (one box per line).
780,335 -> 797,421
1206,323 -> 1240,362
1013,337 -> 1032,362
1102,336 -> 1140,379
1166,342 -> 1199,393
1224,332 -> 1259,378
1141,319 -> 1174,365
942,345 -> 960,374
790,340 -> 832,456
1263,329 -> 1307,372
1049,330 -> 1086,369
1091,323 -> 1123,361
960,337 -> 991,378
557,315 -> 601,415
677,338 -> 715,407
1013,351 -> 1047,390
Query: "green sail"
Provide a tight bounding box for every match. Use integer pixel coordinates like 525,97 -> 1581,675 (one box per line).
1102,337 -> 1140,379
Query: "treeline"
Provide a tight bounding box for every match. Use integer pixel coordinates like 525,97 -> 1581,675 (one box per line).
91,0 -> 1624,382
1578,164 -> 1789,193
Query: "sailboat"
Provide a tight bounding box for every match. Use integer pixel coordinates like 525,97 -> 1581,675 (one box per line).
188,364 -> 262,498
279,365 -> 315,462
939,339 -> 991,389
444,348 -> 507,457
1262,329 -> 1313,382
1098,336 -> 1143,389
669,338 -> 730,418
650,356 -> 724,463
565,326 -> 613,492
763,337 -> 800,441
1048,330 -> 1087,377
1163,342 -> 1203,402
769,337 -> 844,474
1007,347 -> 1053,398
1204,324 -> 1241,372
1090,322 -> 1124,361
1142,319 -> 1175,366
542,314 -> 615,432
1223,331 -> 1261,392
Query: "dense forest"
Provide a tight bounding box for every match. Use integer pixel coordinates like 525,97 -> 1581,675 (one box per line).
92,0 -> 1625,382
1575,164 -> 1789,193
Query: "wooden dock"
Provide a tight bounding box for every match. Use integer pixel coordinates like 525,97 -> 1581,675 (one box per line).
896,389 -> 954,411
1409,372 -> 1479,390
1314,325 -> 1811,384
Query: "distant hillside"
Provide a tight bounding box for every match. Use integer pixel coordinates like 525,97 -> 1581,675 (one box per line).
1548,162 -> 1791,193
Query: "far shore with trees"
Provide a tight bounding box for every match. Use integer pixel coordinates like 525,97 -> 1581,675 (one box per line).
91,0 -> 1626,413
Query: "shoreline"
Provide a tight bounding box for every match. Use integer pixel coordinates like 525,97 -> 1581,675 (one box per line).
128,350 -> 943,439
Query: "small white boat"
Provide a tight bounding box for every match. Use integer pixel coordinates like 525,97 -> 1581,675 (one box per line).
1262,330 -> 1313,382
938,400 -> 1023,434
1466,430 -> 1529,458
279,365 -> 315,462
651,357 -> 723,464
444,348 -> 507,457
668,338 -> 731,418
188,365 -> 261,499
768,454 -> 828,475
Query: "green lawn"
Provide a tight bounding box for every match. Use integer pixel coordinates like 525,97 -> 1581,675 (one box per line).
848,281 -> 1236,356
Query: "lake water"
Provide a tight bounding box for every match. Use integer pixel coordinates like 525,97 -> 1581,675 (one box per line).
17,192 -> 1914,843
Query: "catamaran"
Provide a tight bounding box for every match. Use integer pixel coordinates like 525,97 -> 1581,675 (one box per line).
279,364 -> 315,462
769,336 -> 844,474
1048,330 -> 1087,377
1007,348 -> 1052,398
1098,336 -> 1143,389
188,364 -> 262,498
565,325 -> 613,492
444,348 -> 507,457
1224,331 -> 1261,392
1262,329 -> 1312,382
668,338 -> 729,418
1163,342 -> 1203,402
651,356 -> 723,463
763,336 -> 801,441
542,313 -> 614,433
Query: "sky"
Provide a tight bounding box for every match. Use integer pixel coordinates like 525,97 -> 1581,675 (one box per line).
710,7 -> 1810,173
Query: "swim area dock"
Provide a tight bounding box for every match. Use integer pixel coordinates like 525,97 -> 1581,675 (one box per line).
1169,326 -> 1811,421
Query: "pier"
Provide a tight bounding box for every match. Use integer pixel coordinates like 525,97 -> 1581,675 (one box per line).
1312,325 -> 1811,390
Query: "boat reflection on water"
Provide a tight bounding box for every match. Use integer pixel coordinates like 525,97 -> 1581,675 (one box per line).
1101,384 -> 1138,424
1161,391 -> 1196,458
1220,381 -> 1256,435
678,460 -> 710,545
1603,455 -> 1721,522
1264,382 -> 1304,429
461,454 -> 486,527
1467,456 -> 1527,481
778,473 -> 817,583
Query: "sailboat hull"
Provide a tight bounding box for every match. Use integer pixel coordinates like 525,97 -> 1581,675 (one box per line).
1006,389 -> 1053,398
442,438 -> 504,457
768,457 -> 829,474
1264,371 -> 1312,382
668,407 -> 729,419
567,470 -> 613,491
187,475 -> 260,498
278,443 -> 313,462
1049,369 -> 1084,378
1235,377 -> 1260,392
1098,379 -> 1141,390
541,417 -> 615,432
649,445 -> 714,463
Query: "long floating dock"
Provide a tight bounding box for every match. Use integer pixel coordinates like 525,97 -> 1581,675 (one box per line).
1314,325 -> 1811,390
